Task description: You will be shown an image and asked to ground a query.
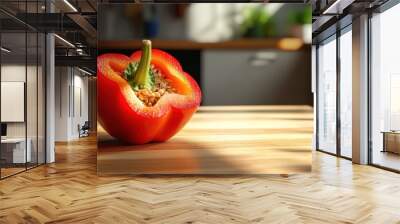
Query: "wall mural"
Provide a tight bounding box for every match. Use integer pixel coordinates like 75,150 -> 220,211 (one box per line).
97,3 -> 313,175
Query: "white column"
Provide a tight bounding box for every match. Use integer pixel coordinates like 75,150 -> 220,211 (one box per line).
46,1 -> 55,163
46,33 -> 55,163
352,14 -> 369,164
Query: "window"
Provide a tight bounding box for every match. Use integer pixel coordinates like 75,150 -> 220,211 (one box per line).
370,2 -> 400,171
317,35 -> 337,154
339,27 -> 352,158
316,24 -> 352,158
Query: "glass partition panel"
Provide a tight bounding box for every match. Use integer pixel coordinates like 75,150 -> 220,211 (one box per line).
0,1 -> 46,179
317,36 -> 337,154
1,31 -> 27,177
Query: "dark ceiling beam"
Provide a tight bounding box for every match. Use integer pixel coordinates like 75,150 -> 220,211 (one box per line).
3,12 -> 97,47
55,0 -> 97,47
0,8 -> 37,31
67,13 -> 97,39
312,15 -> 335,33
8,13 -> 84,32
55,47 -> 97,57
55,55 -> 96,71
86,0 -> 97,12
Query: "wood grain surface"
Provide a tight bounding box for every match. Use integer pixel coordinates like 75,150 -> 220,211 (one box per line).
98,106 -> 313,175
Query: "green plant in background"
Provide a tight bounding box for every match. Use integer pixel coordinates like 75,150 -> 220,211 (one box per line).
240,6 -> 276,38
288,6 -> 312,25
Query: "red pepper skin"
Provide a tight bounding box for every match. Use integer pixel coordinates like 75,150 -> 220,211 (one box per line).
97,50 -> 201,144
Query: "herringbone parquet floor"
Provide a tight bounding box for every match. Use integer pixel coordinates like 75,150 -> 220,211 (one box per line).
1,136 -> 400,223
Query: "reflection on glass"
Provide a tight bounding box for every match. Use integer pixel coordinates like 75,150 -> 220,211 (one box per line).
317,36 -> 337,154
340,28 -> 352,158
371,4 -> 400,171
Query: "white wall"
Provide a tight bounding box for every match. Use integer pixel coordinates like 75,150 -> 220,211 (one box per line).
54,67 -> 89,141
1,65 -> 30,138
55,66 -> 70,141
71,73 -> 89,138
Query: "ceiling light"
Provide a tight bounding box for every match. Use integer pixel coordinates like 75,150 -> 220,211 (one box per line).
78,67 -> 93,76
76,48 -> 86,56
63,0 -> 78,12
1,47 -> 11,53
54,34 -> 75,48
322,0 -> 355,15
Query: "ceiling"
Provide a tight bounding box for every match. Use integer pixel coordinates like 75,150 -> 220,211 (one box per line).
311,0 -> 391,43
7,0 -> 378,72
0,0 -> 97,73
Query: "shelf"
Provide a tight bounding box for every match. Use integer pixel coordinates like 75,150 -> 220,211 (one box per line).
98,38 -> 309,51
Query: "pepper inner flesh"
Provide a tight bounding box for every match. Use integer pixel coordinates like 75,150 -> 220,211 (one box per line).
121,40 -> 177,107
134,66 -> 176,107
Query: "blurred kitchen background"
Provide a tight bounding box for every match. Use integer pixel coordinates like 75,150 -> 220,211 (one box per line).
98,3 -> 312,105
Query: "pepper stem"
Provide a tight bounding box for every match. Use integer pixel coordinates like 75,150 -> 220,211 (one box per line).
133,40 -> 152,89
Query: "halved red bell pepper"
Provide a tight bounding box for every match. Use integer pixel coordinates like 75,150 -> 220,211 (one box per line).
97,40 -> 201,144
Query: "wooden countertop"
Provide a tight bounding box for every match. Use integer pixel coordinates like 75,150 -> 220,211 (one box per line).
97,105 -> 313,175
98,38 -> 309,51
